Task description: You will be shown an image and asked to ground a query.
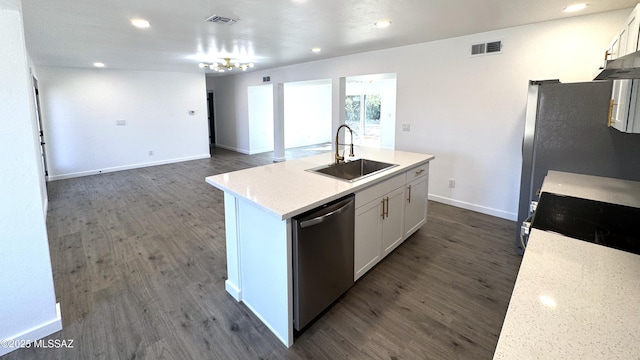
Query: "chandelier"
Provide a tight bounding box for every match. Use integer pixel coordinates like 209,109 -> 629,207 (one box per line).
199,58 -> 254,72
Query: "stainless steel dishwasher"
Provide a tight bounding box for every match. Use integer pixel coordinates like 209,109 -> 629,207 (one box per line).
292,194 -> 355,331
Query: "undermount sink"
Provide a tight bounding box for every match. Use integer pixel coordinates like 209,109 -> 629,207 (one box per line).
307,159 -> 398,182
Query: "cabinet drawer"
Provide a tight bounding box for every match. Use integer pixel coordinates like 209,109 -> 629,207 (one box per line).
405,163 -> 429,183
355,173 -> 405,208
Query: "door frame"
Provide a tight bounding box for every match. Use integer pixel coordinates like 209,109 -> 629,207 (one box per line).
32,76 -> 49,179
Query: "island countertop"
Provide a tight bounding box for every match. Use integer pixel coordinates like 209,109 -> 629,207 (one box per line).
493,171 -> 640,359
205,147 -> 435,220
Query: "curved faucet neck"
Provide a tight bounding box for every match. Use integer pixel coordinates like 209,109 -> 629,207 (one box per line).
335,124 -> 355,164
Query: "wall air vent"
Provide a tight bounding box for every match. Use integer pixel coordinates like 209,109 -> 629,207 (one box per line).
486,41 -> 502,53
205,14 -> 238,25
470,40 -> 502,56
471,43 -> 486,55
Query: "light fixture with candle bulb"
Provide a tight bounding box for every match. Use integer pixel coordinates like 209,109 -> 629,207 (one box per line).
199,58 -> 255,72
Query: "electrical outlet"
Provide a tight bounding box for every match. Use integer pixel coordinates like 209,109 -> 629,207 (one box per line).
449,179 -> 456,188
116,119 -> 126,126
149,150 -> 154,156
402,123 -> 411,132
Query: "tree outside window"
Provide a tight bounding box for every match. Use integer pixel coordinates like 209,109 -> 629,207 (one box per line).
345,93 -> 381,145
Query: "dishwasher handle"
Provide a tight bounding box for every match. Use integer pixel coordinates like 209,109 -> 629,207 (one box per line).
299,197 -> 353,228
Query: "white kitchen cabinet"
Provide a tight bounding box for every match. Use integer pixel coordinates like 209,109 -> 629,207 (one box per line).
607,4 -> 640,133
354,185 -> 405,280
354,197 -> 383,279
354,162 -> 430,281
354,173 -> 406,280
404,175 -> 429,238
381,186 -> 405,256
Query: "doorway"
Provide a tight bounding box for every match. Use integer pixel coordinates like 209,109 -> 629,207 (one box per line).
345,73 -> 397,148
32,76 -> 48,179
207,91 -> 216,155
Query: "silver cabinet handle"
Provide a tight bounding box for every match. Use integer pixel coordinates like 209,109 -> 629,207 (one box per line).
407,184 -> 412,203
380,199 -> 385,219
415,169 -> 425,175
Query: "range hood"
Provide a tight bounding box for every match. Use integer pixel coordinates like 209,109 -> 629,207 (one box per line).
594,51 -> 640,80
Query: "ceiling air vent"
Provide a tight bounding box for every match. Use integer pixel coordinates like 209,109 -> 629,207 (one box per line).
471,40 -> 502,56
205,14 -> 238,25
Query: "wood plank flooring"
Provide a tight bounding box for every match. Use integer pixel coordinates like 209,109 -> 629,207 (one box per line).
3,145 -> 522,360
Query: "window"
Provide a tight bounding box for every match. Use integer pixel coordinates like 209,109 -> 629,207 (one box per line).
345,94 -> 381,147
345,73 -> 396,148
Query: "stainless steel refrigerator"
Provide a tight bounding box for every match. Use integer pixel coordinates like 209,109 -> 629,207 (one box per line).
516,80 -> 640,253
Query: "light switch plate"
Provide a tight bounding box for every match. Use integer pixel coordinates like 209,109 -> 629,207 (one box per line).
402,123 -> 411,131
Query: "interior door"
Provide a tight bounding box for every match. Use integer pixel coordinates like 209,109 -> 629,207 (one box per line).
207,91 -> 216,154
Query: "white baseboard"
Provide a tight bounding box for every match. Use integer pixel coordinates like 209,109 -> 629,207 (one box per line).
428,194 -> 517,221
215,144 -> 275,156
0,303 -> 63,356
215,144 -> 250,154
48,154 -> 211,181
248,147 -> 274,155
225,280 -> 241,301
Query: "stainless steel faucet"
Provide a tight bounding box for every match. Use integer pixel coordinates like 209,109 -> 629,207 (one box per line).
335,124 -> 355,164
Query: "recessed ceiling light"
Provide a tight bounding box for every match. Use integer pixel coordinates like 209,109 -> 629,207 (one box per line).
563,3 -> 588,12
312,47 -> 322,53
93,62 -> 105,68
375,20 -> 392,28
131,18 -> 150,28
539,295 -> 557,308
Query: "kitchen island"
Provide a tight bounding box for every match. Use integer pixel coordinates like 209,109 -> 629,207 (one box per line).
494,171 -> 640,359
205,147 -> 434,347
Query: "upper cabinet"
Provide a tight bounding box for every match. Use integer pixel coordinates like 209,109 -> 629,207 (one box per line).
607,4 -> 640,133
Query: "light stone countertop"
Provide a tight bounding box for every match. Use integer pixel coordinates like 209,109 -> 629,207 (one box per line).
493,229 -> 640,360
541,170 -> 640,207
205,147 -> 434,220
494,171 -> 640,359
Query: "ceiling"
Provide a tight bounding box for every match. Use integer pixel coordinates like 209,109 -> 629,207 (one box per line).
21,0 -> 638,75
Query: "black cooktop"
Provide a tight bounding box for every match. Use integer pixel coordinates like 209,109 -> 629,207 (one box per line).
531,192 -> 640,255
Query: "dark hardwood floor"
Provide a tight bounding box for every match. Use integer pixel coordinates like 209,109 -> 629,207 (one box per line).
4,145 -> 522,360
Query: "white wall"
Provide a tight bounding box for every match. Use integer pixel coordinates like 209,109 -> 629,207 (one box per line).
37,67 -> 210,179
207,9 -> 629,220
284,80 -> 332,149
248,84 -> 274,154
0,0 -> 61,355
